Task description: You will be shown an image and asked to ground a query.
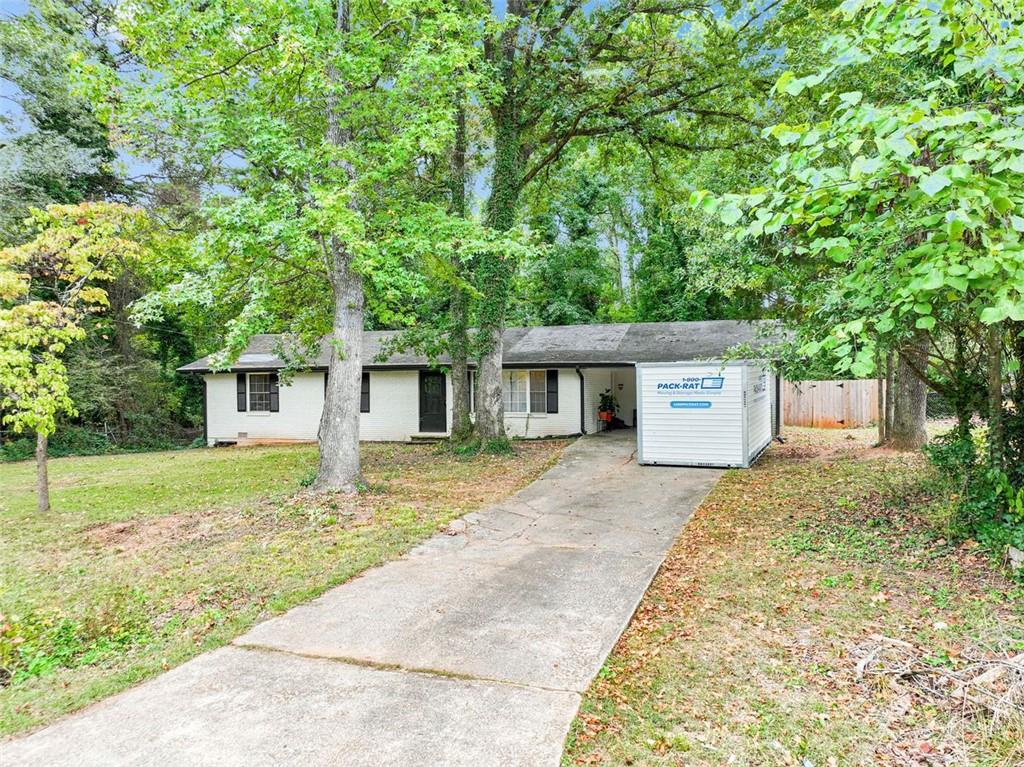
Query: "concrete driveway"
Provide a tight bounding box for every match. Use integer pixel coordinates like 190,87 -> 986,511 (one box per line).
1,430 -> 720,766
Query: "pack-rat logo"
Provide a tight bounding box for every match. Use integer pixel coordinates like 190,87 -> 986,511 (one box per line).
656,376 -> 724,391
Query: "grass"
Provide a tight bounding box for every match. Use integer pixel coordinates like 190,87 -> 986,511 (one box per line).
0,439 -> 568,737
565,427 -> 1024,767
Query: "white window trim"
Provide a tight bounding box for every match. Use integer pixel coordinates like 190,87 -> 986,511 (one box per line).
247,372 -> 273,414
503,369 -> 549,416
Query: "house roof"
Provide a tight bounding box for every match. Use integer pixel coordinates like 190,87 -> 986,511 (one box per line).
177,320 -> 779,374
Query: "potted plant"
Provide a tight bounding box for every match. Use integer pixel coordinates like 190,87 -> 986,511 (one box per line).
598,388 -> 618,423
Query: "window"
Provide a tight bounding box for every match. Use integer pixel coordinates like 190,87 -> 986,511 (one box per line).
248,374 -> 273,412
504,371 -> 529,413
502,370 -> 558,414
529,371 -> 547,413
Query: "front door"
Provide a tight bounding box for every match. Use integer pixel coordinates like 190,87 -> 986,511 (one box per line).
419,371 -> 447,433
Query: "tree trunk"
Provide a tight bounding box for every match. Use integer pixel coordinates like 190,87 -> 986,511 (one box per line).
450,293 -> 473,443
884,350 -> 895,439
950,324 -> 974,441
476,20 -> 522,444
313,0 -> 363,493
448,98 -> 473,444
36,431 -> 50,512
889,331 -> 929,450
987,322 -> 1004,474
314,264 -> 365,493
475,325 -> 505,441
877,373 -> 886,445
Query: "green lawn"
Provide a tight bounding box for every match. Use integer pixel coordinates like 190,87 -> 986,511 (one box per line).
565,428 -> 1024,767
0,440 -> 567,736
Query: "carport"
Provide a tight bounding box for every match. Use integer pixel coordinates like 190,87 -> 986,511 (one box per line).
500,321 -> 781,452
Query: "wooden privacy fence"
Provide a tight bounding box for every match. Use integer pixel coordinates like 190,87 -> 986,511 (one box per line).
783,379 -> 882,428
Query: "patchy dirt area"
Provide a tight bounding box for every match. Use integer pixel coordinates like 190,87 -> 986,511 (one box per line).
83,515 -> 206,553
565,427 -> 1023,767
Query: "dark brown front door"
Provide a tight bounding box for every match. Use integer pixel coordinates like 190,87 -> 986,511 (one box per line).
419,371 -> 447,433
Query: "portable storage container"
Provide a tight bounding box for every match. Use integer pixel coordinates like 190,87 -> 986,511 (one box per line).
636,361 -> 776,468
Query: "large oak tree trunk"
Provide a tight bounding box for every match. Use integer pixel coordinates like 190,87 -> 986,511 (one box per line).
313,0 -> 363,493
475,325 -> 505,441
448,99 -> 473,443
36,431 -> 50,512
450,290 -> 473,442
885,350 -> 895,439
476,63 -> 521,443
315,261 -> 365,493
889,330 -> 929,451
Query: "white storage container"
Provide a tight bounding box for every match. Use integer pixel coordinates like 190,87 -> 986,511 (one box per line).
636,361 -> 776,468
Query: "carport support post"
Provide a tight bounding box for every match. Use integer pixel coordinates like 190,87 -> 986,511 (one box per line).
576,368 -> 586,435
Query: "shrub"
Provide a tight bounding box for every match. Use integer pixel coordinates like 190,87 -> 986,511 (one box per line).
925,430 -> 1024,577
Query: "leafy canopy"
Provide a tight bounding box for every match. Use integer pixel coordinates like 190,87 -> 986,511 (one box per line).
82,0 -> 485,361
0,202 -> 147,437
696,0 -> 1024,375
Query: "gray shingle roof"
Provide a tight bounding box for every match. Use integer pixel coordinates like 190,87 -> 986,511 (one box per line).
177,320 -> 779,373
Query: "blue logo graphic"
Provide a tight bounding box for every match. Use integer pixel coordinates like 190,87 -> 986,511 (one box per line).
700,377 -> 724,389
670,400 -> 712,409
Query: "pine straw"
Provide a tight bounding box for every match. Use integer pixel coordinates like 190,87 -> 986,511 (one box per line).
855,633 -> 1024,765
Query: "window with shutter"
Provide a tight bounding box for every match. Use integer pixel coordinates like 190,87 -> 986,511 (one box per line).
248,374 -> 273,412
502,370 -> 556,414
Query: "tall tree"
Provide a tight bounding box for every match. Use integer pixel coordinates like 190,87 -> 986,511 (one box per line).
0,0 -> 127,242
93,0 -> 480,491
448,99 -> 474,442
0,202 -> 146,510
517,172 -> 615,326
471,0 -> 782,443
701,0 -> 1024,452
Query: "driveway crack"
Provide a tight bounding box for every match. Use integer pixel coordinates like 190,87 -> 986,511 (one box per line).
233,642 -> 583,696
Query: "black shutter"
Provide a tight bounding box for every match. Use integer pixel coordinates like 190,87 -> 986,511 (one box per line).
360,371 -> 370,413
236,373 -> 247,412
324,372 -> 328,397
269,373 -> 280,412
546,369 -> 559,413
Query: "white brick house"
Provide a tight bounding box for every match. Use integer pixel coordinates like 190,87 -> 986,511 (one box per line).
178,321 -> 775,445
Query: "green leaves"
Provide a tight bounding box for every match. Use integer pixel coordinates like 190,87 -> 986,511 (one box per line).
701,0 -> 1024,377
719,203 -> 744,227
775,70 -> 826,97
850,155 -> 884,178
97,0 -> 486,355
0,203 -> 146,437
918,170 -> 951,197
